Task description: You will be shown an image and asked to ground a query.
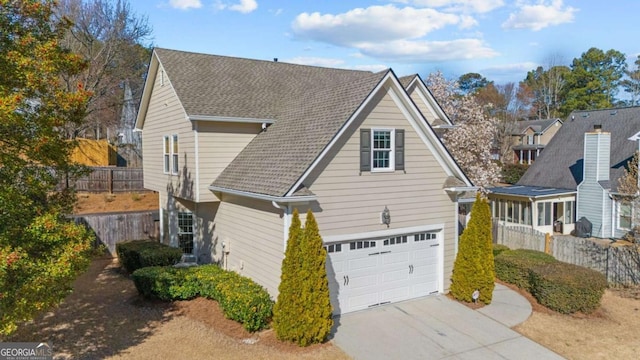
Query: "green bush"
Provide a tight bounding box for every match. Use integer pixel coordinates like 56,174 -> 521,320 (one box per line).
494,249 -> 556,290
274,209 -> 332,346
492,244 -> 511,257
501,163 -> 529,184
529,262 -> 607,314
451,194 -> 495,304
116,240 -> 182,273
131,266 -> 195,301
131,264 -> 273,332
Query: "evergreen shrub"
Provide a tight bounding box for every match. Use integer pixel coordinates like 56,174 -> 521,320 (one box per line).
116,240 -> 182,273
529,262 -> 607,314
494,249 -> 556,290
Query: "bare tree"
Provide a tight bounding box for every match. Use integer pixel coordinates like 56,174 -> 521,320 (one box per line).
56,0 -> 152,139
522,54 -> 569,119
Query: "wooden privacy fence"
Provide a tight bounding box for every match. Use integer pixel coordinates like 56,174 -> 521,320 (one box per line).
492,218 -> 546,252
71,210 -> 159,256
65,167 -> 145,193
493,219 -> 640,285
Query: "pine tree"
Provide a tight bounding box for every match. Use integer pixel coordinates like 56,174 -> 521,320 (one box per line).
273,209 -> 303,341
298,210 -> 333,346
450,194 -> 495,304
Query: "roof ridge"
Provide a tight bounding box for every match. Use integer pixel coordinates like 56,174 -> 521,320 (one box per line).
154,47 -> 378,75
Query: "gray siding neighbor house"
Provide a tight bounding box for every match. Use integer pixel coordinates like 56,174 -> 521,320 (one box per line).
135,48 -> 474,314
489,107 -> 640,238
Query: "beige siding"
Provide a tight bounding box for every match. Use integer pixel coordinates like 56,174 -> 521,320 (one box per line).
308,88 -> 458,289
540,121 -> 561,144
141,64 -> 197,201
408,89 -> 437,124
196,122 -> 261,201
214,195 -> 284,298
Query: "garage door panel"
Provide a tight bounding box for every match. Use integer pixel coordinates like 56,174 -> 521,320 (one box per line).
380,251 -> 410,265
380,285 -> 410,303
326,230 -> 441,315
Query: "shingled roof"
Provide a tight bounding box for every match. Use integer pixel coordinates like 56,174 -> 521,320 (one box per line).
513,118 -> 560,135
150,48 -> 395,197
518,107 -> 640,192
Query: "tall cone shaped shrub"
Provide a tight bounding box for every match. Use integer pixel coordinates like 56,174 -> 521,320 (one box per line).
450,194 -> 495,304
298,210 -> 333,346
273,209 -> 303,342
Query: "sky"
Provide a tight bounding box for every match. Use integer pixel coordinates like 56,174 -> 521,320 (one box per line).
129,1 -> 640,85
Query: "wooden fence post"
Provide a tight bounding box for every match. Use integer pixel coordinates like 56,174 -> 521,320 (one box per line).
108,168 -> 113,193
544,233 -> 552,254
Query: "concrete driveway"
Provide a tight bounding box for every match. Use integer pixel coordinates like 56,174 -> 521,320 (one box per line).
331,290 -> 564,359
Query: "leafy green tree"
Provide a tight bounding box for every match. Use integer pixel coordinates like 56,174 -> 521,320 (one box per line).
458,72 -> 488,94
298,210 -> 333,346
273,209 -> 303,342
450,194 -> 495,304
561,47 -> 627,115
0,0 -> 94,335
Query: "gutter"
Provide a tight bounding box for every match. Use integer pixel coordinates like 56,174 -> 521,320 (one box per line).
188,115 -> 276,124
208,185 -> 316,203
444,186 -> 478,193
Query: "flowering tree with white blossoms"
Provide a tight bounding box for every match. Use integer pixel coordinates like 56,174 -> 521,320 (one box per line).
426,71 -> 501,189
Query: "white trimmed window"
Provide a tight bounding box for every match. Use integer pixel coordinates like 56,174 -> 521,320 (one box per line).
163,135 -> 170,173
618,201 -> 632,230
171,134 -> 179,174
372,129 -> 394,171
178,211 -> 194,254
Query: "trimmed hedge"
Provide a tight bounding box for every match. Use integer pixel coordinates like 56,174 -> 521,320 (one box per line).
116,240 -> 182,273
494,249 -> 556,291
492,244 -> 511,257
131,265 -> 273,332
529,262 -> 607,314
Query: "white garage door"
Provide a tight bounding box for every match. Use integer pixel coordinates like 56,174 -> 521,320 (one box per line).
325,231 -> 440,314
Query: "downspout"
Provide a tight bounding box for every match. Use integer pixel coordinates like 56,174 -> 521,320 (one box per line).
453,192 -> 459,255
272,201 -> 291,252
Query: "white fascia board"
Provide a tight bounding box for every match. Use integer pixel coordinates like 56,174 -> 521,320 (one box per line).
386,80 -> 473,187
134,51 -> 159,130
444,186 -> 478,193
209,185 -> 316,203
188,115 -> 276,124
413,76 -> 453,126
323,223 -> 445,244
284,70 -> 394,197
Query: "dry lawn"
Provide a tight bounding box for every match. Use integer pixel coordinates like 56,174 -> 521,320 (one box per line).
515,286 -> 640,359
74,192 -> 159,215
8,258 -> 348,360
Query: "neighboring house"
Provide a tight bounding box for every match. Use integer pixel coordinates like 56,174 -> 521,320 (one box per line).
489,107 -> 640,238
135,48 -> 474,315
511,118 -> 563,164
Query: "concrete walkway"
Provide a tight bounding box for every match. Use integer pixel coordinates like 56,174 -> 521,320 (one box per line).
331,283 -> 564,360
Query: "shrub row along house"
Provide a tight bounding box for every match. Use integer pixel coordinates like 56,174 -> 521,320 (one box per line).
134,48 -> 475,314
489,107 -> 640,238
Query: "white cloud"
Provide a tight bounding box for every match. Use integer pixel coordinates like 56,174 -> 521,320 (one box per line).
358,39 -> 499,62
230,0 -> 257,14
292,5 -> 461,46
502,0 -> 576,31
283,57 -> 346,68
169,0 -> 202,10
394,0 -> 505,13
481,61 -> 539,82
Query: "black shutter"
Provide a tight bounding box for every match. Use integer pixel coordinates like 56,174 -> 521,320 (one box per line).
395,129 -> 405,171
360,129 -> 371,172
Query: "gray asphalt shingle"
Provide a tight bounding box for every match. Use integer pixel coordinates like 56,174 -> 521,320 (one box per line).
154,48 -> 388,197
518,107 -> 640,192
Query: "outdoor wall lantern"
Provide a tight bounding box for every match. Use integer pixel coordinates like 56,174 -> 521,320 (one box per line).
381,206 -> 391,227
